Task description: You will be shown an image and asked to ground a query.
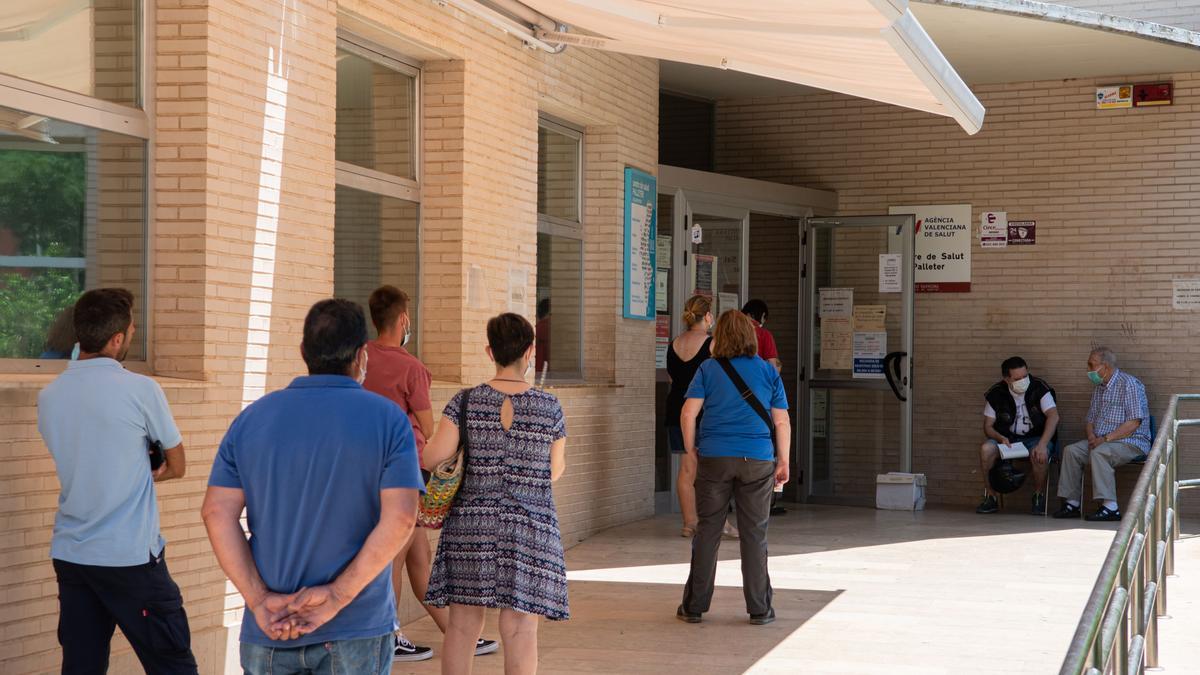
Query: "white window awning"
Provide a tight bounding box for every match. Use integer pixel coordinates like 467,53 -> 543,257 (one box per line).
514,0 -> 985,134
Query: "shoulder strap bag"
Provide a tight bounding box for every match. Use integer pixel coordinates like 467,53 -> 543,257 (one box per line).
714,358 -> 776,444
417,387 -> 472,529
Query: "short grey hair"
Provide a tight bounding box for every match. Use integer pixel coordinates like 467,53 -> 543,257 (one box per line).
1090,346 -> 1117,368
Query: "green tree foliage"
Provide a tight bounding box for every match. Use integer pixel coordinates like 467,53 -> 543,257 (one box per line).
0,148 -> 87,358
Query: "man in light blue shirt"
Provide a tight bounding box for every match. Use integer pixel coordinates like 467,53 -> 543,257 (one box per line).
38,288 -> 196,674
202,298 -> 423,675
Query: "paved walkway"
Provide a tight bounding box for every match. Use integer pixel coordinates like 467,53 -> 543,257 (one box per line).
393,505 -> 1199,674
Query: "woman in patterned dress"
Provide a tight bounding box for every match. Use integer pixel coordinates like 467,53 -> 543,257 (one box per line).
422,313 -> 568,675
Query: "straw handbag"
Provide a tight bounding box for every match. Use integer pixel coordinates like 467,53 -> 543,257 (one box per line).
417,387 -> 471,529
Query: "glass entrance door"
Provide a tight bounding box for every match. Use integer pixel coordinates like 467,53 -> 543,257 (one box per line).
801,215 -> 915,504
681,200 -> 749,324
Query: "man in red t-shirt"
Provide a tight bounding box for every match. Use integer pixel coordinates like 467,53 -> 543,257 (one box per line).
742,299 -> 781,372
363,286 -> 498,661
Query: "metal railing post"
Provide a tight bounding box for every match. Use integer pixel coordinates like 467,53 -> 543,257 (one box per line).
1060,395 -> 1192,675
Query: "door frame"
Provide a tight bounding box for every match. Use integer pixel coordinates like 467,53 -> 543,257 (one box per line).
654,165 -> 836,511
800,214 -> 916,504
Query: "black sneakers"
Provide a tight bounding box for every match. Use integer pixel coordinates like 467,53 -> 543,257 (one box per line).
1086,505 -> 1122,522
1051,502 -> 1082,519
475,638 -> 500,656
975,494 -> 999,514
393,632 -> 433,662
1031,492 -> 1047,516
676,604 -> 702,623
749,608 -> 776,625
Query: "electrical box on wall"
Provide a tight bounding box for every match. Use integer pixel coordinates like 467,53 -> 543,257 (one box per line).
1134,82 -> 1173,107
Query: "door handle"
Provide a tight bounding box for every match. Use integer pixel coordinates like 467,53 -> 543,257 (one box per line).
883,351 -> 907,402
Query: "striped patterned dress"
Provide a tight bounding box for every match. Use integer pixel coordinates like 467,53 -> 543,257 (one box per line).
425,384 -> 569,620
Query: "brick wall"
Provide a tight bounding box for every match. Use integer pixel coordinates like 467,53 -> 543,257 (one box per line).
1057,0 -> 1200,31
1,0 -> 657,672
714,73 -> 1200,512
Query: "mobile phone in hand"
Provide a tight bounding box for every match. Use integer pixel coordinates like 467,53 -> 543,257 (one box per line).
148,440 -> 165,471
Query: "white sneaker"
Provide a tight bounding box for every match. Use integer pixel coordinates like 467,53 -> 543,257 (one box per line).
393,631 -> 433,662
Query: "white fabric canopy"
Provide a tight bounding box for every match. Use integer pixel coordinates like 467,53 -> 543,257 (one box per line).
519,0 -> 985,134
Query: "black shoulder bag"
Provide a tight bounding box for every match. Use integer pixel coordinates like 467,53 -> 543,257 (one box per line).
714,358 -> 776,443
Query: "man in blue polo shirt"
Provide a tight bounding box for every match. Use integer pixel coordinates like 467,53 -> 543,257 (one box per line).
38,288 -> 197,674
202,298 -> 423,675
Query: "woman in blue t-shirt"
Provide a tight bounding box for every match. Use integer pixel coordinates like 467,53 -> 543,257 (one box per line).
676,310 -> 790,626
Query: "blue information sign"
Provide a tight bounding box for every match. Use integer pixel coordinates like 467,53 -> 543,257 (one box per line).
623,167 -> 657,320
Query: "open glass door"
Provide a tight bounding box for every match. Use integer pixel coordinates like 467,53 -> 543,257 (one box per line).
678,200 -> 749,326
801,215 -> 914,505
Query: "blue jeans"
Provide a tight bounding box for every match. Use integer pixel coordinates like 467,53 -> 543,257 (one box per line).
240,634 -> 392,675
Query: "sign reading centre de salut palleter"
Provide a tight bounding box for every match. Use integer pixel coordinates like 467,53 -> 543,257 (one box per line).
889,204 -> 972,292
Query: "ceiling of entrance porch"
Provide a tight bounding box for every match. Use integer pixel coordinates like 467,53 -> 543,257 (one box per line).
661,1 -> 1200,100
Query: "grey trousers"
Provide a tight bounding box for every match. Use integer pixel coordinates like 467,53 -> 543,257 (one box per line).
681,456 -> 775,616
1057,439 -> 1144,503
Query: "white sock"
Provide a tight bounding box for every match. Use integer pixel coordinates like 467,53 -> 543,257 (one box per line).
1103,500 -> 1118,511
1067,499 -> 1080,508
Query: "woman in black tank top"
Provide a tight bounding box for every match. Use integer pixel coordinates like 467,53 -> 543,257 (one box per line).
665,296 -> 713,537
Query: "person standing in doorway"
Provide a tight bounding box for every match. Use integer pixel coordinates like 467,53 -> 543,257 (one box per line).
742,299 -> 780,373
666,295 -> 713,537
362,286 -> 498,662
423,313 -> 569,675
202,299 -> 425,675
677,311 -> 790,626
38,288 -> 197,674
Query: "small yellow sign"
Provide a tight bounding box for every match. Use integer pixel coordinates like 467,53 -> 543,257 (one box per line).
1096,85 -> 1132,110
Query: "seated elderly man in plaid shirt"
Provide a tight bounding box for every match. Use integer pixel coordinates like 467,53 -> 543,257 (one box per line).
1053,346 -> 1152,521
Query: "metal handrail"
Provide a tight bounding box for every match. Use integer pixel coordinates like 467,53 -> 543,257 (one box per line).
1060,394 -> 1200,675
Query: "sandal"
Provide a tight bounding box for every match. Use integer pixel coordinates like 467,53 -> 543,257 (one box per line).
681,522 -> 698,538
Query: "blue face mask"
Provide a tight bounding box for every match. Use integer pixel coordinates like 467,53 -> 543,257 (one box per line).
1087,370 -> 1104,386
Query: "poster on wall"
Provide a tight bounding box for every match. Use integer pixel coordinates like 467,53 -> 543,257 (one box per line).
1173,279 -> 1200,310
692,254 -> 717,298
889,204 -> 972,292
657,235 -> 672,269
718,292 -> 740,317
981,211 -> 1007,249
623,167 -> 657,320
655,269 -> 669,312
852,331 -> 887,379
1008,221 -> 1036,245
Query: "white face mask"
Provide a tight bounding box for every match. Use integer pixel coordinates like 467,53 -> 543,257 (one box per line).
402,327 -> 411,347
1010,376 -> 1030,395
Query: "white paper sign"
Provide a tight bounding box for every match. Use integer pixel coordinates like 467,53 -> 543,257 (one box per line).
655,269 -> 669,312
1173,279 -> 1200,310
655,341 -> 669,369
628,202 -> 652,317
657,235 -> 672,269
718,292 -> 740,317
819,288 -> 854,318
981,211 -> 1007,249
690,223 -> 703,244
508,267 -> 527,314
879,254 -> 902,293
889,204 -> 972,292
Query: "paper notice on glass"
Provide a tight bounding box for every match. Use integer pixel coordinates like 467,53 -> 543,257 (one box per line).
692,254 -> 717,297
819,317 -> 852,370
852,331 -> 886,379
655,269 -> 669,312
812,388 -> 828,418
998,442 -> 1029,460
657,235 -> 672,269
853,305 -> 886,332
819,288 -> 853,318
718,292 -> 739,317
655,340 -> 669,369
879,254 -> 902,293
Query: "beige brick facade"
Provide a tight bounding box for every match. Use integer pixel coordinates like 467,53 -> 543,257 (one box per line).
713,73 -> 1200,512
1,1 -> 657,672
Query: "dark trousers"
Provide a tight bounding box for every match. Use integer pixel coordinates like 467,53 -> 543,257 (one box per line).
681,456 -> 775,616
54,550 -> 198,675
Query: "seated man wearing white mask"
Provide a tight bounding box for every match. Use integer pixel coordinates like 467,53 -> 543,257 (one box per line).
977,356 -> 1060,515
